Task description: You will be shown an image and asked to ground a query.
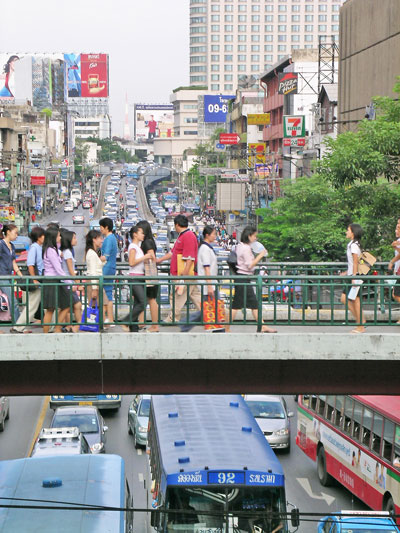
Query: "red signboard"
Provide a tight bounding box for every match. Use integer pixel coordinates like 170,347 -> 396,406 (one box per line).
219,133 -> 241,145
283,137 -> 306,147
81,54 -> 108,98
31,176 -> 46,185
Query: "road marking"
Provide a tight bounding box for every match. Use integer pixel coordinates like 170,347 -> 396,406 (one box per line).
27,396 -> 50,457
296,477 -> 335,505
137,448 -> 143,456
138,473 -> 144,483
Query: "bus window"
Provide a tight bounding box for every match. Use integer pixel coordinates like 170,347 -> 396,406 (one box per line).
326,396 -> 335,423
394,426 -> 400,469
362,408 -> 373,448
382,419 -> 394,462
318,395 -> 326,417
310,395 -> 317,411
334,396 -> 344,427
352,400 -> 363,442
343,397 -> 354,435
372,413 -> 383,455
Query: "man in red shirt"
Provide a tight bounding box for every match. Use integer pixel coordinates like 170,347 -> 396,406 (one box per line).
147,115 -> 157,139
157,214 -> 201,324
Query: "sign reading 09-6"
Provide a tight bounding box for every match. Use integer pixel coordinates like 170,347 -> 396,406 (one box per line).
204,95 -> 235,123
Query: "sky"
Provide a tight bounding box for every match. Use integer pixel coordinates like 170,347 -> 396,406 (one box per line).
2,0 -> 189,136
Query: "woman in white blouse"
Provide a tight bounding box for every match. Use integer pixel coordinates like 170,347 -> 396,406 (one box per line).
85,230 -> 108,317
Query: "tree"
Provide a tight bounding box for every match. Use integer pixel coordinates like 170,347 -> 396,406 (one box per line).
257,176 -> 400,261
317,78 -> 400,187
85,137 -> 138,164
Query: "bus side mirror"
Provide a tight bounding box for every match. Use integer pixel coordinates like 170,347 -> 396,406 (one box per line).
151,510 -> 160,528
291,508 -> 300,528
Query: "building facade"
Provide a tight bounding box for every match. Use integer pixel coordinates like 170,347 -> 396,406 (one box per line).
338,0 -> 400,129
189,0 -> 343,91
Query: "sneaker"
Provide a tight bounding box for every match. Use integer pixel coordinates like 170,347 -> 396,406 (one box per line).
104,319 -> 115,328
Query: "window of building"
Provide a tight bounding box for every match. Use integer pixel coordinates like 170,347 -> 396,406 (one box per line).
238,24 -> 247,31
191,6 -> 207,13
278,24 -> 287,31
252,4 -> 260,11
291,44 -> 300,50
238,14 -> 247,21
305,4 -> 314,11
264,34 -> 273,42
332,4 -> 340,12
251,65 -> 260,72
211,74 -> 220,81
291,25 -> 300,32
291,34 -> 300,42
224,84 -> 233,91
238,44 -> 247,51
251,24 -> 260,31
252,15 -> 260,22
305,14 -> 313,21
332,24 -> 339,31
211,84 -> 220,91
238,64 -> 246,71
264,54 -> 273,62
251,34 -> 260,41
319,14 -> 327,21
224,14 -> 233,21
225,4 -> 233,11
264,63 -> 272,70
291,14 -> 300,21
278,5 -> 287,12
211,4 -> 219,11
265,14 -> 273,22
190,76 -> 206,82
319,4 -> 327,11
190,55 -> 207,62
190,26 -> 207,34
277,45 -> 286,51
184,117 -> 198,124
211,24 -> 220,31
211,64 -> 219,71
265,24 -> 273,32
238,34 -> 247,41
251,54 -> 260,61
265,5 -> 273,12
190,36 -> 207,43
190,46 -> 207,53
184,130 -> 198,135
211,34 -> 219,41
278,34 -> 286,41
238,54 -> 246,61
278,14 -> 287,21
238,4 -> 247,11
211,55 -> 220,61
183,104 -> 197,109
304,34 -> 313,41
224,54 -> 233,61
225,64 -> 233,71
211,15 -> 220,21
224,24 -> 233,31
292,5 -> 300,12
277,54 -> 286,60
191,16 -> 206,23
318,24 -> 327,31
319,35 -> 327,42
224,44 -> 233,51
332,14 -> 339,22
225,74 -> 233,81
225,34 -> 233,41
304,44 -> 313,49
190,65 -> 206,72
264,44 -> 273,51
211,45 -> 220,51
305,24 -> 313,32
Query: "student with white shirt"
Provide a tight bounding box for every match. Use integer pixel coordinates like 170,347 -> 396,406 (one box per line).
340,223 -> 365,333
60,229 -> 82,333
85,230 -> 107,318
122,225 -> 153,332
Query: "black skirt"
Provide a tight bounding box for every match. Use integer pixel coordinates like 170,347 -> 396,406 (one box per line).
232,275 -> 259,310
42,278 -> 71,309
146,284 -> 159,300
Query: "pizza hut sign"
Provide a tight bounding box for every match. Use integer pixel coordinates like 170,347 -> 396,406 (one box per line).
278,72 -> 298,95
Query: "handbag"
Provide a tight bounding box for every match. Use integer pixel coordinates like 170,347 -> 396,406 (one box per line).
144,259 -> 158,288
79,300 -> 100,332
203,296 -> 225,331
227,247 -> 238,274
357,250 -> 377,275
0,289 -> 11,322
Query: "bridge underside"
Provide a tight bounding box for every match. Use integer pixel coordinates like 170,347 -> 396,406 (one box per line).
1,332 -> 399,395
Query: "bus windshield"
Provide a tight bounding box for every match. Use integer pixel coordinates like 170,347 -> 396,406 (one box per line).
246,401 -> 286,420
165,486 -> 285,532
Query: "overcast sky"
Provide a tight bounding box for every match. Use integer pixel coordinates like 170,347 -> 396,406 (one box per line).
2,0 -> 189,136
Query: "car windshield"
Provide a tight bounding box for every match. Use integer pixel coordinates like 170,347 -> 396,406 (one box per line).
138,399 -> 151,417
52,414 -> 99,433
246,401 -> 286,419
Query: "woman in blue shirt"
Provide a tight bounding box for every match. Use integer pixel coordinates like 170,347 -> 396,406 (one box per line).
0,224 -> 23,323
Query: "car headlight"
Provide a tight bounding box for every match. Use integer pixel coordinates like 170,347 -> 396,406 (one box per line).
112,395 -> 118,399
90,442 -> 104,453
138,426 -> 148,433
106,395 -> 111,399
273,428 -> 289,436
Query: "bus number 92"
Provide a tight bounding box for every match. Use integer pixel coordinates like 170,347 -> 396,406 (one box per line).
218,472 -> 235,484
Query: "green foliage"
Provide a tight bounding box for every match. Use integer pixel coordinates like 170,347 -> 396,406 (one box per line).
257,176 -> 400,261
41,108 -> 52,118
85,137 -> 138,163
317,77 -> 400,187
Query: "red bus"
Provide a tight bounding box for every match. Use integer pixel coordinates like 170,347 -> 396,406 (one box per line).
296,395 -> 400,515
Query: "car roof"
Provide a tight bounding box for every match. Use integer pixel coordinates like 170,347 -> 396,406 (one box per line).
53,406 -> 99,415
244,395 -> 283,403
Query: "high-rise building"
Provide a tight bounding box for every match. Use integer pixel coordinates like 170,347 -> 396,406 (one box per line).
189,0 -> 344,91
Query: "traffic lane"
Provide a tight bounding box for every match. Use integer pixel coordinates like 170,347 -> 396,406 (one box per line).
0,396 -> 46,460
102,396 -> 150,531
279,396 -> 369,531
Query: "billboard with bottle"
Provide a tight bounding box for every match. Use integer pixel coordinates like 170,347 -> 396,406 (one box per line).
64,53 -> 108,99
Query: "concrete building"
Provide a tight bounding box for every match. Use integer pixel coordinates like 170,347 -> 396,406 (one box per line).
338,0 -> 400,129
73,116 -> 111,140
189,0 -> 343,91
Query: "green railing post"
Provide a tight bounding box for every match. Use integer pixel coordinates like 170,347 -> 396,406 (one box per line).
99,276 -> 104,331
256,274 -> 263,333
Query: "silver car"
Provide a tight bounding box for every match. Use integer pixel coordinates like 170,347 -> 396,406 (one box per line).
0,397 -> 9,432
244,395 -> 293,452
128,394 -> 151,448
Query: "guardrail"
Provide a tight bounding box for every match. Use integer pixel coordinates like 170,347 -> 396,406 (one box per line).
1,270 -> 399,332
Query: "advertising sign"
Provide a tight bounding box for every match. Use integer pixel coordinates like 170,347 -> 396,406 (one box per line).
283,137 -> 306,147
134,104 -> 174,141
31,175 -> 46,186
217,182 -> 246,211
81,54 -> 108,97
204,95 -> 234,123
219,133 -> 241,145
247,113 -> 270,126
64,53 -> 81,98
0,206 -> 15,222
278,72 -> 298,95
283,116 -> 305,138
0,54 -> 33,101
248,143 -> 266,165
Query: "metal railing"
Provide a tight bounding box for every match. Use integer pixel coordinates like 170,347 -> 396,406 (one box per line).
1,267 -> 400,332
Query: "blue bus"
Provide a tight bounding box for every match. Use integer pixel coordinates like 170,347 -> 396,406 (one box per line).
50,394 -> 122,410
0,454 -> 133,532
147,394 -> 297,532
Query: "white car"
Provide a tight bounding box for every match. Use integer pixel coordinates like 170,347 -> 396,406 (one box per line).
64,203 -> 74,212
72,215 -> 85,224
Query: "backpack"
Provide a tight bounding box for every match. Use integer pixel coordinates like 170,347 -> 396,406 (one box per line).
227,246 -> 238,274
0,289 -> 11,322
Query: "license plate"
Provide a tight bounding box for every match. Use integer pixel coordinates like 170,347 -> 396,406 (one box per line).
79,401 -> 93,406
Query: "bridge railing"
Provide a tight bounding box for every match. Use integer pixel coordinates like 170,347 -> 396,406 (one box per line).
1,269 -> 399,332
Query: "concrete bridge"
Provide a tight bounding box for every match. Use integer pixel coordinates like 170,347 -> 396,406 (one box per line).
1,327 -> 399,395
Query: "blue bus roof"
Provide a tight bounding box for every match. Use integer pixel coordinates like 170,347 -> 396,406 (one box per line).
151,395 -> 284,487
0,454 -> 125,532
319,513 -> 400,532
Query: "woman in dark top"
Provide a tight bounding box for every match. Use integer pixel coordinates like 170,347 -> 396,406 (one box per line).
137,220 -> 159,332
0,223 -> 23,323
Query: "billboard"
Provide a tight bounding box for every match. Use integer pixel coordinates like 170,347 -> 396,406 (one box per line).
0,54 -> 32,101
278,72 -> 298,95
64,53 -> 108,99
216,182 -> 246,211
248,143 -> 266,165
204,95 -> 235,123
283,116 -> 306,138
134,104 -> 174,141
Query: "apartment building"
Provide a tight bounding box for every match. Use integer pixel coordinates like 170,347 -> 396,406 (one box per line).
189,0 -> 343,91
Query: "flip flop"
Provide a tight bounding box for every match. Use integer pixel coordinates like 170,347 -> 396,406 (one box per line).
351,329 -> 365,334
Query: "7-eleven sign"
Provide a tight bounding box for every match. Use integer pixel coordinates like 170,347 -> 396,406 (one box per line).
283,115 -> 305,138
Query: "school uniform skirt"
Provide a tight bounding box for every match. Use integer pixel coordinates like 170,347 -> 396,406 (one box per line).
42,278 -> 70,309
